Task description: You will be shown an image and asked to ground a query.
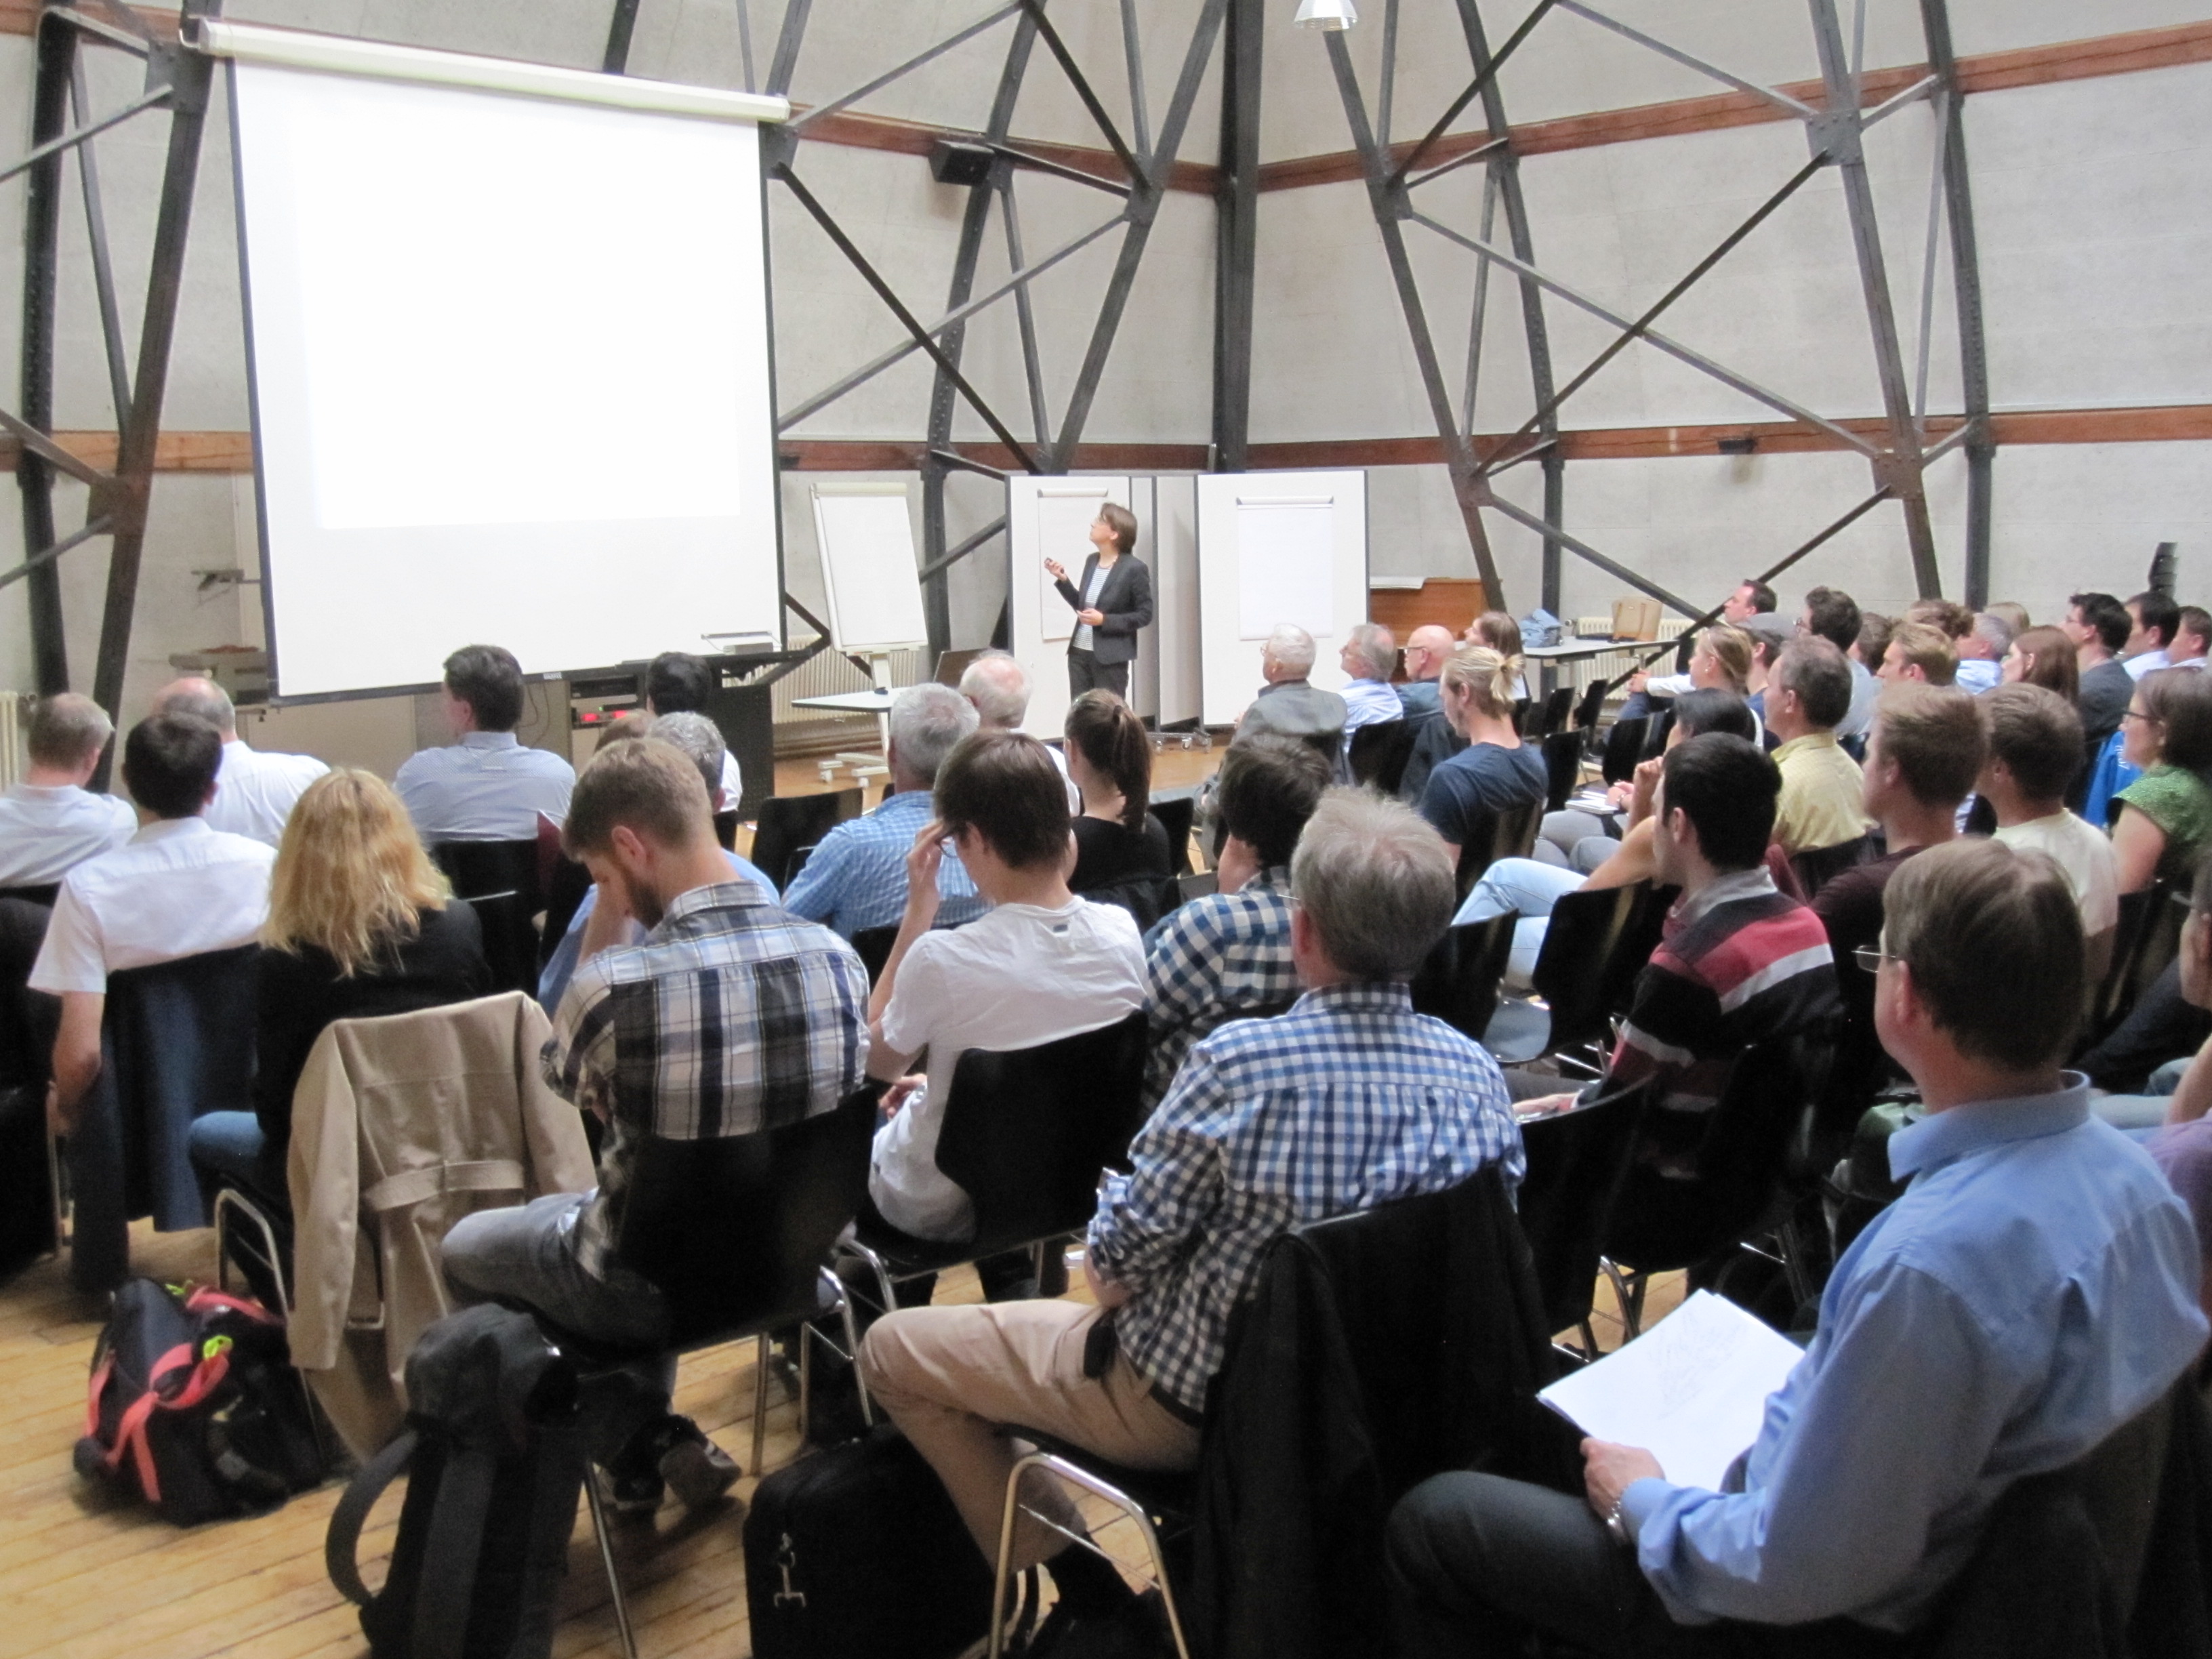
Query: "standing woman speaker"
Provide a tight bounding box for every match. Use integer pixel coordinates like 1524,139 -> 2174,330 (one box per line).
1044,503 -> 1153,701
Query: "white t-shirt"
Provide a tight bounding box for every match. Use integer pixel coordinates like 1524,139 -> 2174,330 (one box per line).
204,740 -> 329,847
0,782 -> 136,887
28,817 -> 274,994
872,897 -> 1144,1240
1994,811 -> 2121,939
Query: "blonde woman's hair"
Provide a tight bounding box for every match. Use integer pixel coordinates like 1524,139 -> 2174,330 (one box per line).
1699,624 -> 1755,692
265,769 -> 451,976
1440,644 -> 1521,723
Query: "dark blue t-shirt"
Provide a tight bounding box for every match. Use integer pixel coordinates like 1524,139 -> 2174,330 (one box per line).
1416,741 -> 1547,846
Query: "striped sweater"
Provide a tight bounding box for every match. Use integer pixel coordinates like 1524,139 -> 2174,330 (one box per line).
1609,867 -> 1839,1160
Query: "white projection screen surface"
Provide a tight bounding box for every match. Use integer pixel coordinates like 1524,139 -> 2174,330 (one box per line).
228,53 -> 783,699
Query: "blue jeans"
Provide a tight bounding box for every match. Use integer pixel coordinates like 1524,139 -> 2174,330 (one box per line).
2091,1056 -> 2190,1132
441,1191 -> 678,1464
1456,857 -> 1584,989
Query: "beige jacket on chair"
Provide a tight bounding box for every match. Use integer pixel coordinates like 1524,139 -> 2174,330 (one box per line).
287,991 -> 594,1459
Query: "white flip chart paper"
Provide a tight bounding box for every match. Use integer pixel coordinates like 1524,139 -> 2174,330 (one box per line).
1536,1290 -> 1806,1492
1237,499 -> 1336,641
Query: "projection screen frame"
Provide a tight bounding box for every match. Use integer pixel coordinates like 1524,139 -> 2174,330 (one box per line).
208,20 -> 793,704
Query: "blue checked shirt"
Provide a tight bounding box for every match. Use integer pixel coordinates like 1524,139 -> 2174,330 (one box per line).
781,788 -> 987,939
544,881 -> 870,1278
1141,867 -> 1300,1109
1089,980 -> 1524,1416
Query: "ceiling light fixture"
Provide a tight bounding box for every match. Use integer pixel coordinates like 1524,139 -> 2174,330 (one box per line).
1294,0 -> 1359,31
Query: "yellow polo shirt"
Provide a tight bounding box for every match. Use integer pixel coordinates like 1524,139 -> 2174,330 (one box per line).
1771,731 -> 1870,855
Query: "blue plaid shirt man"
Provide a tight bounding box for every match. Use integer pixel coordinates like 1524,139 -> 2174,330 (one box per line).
544,880 -> 871,1277
781,788 -> 987,939
1088,980 -> 1523,1417
1142,866 -> 1300,1108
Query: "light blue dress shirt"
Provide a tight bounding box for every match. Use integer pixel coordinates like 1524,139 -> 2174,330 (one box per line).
1620,1080 -> 2205,1633
779,787 -> 985,939
1340,677 -> 1405,738
394,731 -> 575,842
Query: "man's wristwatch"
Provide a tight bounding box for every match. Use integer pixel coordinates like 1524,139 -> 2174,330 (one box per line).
1603,1495 -> 1631,1547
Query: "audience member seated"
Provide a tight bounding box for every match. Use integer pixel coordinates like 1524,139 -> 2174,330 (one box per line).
1798,586 -> 1875,741
960,648 -> 1078,811
1981,684 -> 2119,971
1460,691 -> 1754,987
782,684 -> 985,938
2001,623 -> 2079,702
1738,613 -> 1795,736
153,676 -> 326,846
1229,624 -> 1347,762
1852,609 -> 1894,671
1402,613 -> 1520,800
1816,684 -> 1982,1072
2092,858 -> 2212,1134
394,644 -> 575,842
1388,837 -> 2205,1657
1063,691 -> 1174,929
2066,590 -> 2137,758
1143,733 -> 1331,1107
1765,637 -> 1869,858
1622,623 -> 1755,735
1625,579 -> 1774,713
0,693 -> 134,890
1878,621 -> 1959,688
1509,735 -> 1837,1162
442,738 -> 869,1513
1985,600 -> 2030,635
2125,588 -> 2182,681
861,790 -> 1523,1655
186,769 -> 493,1234
1395,623 -> 1456,724
30,712 -> 275,1139
865,730 -> 1143,1248
2112,667 -> 2212,893
539,714 -> 775,1010
642,651 -> 741,803
2171,605 -> 2211,672
1338,622 -> 1404,741
1953,611 -> 2011,694
1416,646 -> 1544,866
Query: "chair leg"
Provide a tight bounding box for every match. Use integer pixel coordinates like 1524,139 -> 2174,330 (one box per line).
752,1333 -> 771,1478
819,1266 -> 875,1427
44,1120 -> 66,1254
797,1317 -> 813,1449
583,1462 -> 640,1659
989,1452 -> 1193,1659
1600,1259 -> 1642,1340
842,1239 -> 900,1322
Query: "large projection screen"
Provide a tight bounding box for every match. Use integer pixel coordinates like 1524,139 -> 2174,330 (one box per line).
223,30 -> 785,699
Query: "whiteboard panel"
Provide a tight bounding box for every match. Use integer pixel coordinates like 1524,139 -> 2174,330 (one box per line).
231,58 -> 782,699
1007,476 -> 1131,742
1197,472 -> 1370,729
813,485 -> 926,651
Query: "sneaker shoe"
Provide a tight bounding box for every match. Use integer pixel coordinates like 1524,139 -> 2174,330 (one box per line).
595,1458 -> 665,1516
655,1416 -> 740,1511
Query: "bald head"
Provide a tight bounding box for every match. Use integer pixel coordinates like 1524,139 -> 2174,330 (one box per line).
958,650 -> 1032,730
153,676 -> 237,740
1404,624 -> 1456,684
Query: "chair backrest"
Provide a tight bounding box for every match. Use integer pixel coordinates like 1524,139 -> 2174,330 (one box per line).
1540,729 -> 1582,813
752,789 -> 863,893
430,839 -> 543,995
1788,834 -> 1872,901
712,807 -> 741,851
1601,1032 -> 1830,1273
105,944 -> 262,1229
536,855 -> 594,970
1149,794 -> 1197,877
1599,716 -> 1648,785
0,897 -> 53,1090
1515,1083 -> 1652,1334
1348,719 -> 1418,795
851,924 -> 899,985
1177,869 -> 1219,905
0,882 -> 60,908
1529,882 -> 1651,1059
2091,882 -> 2183,1040
1409,914 -> 1518,1042
1453,796 -> 1544,897
1639,704 -> 1675,760
613,1084 -> 879,1347
933,1011 -> 1148,1251
1572,680 -> 1608,736
1536,686 -> 1575,736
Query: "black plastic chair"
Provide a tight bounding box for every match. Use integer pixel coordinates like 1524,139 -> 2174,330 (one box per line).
1176,870 -> 1219,905
1484,882 -> 1667,1068
846,1012 -> 1148,1313
1788,834 -> 1872,901
430,840 -> 543,995
1599,716 -> 1649,785
537,855 -> 594,970
0,897 -> 57,1279
1571,680 -> 1609,741
1515,1082 -> 1652,1354
1534,686 -> 1575,737
1599,1032 -> 1831,1335
1149,793 -> 1198,877
2089,882 -> 2182,1041
751,788 -> 863,893
851,924 -> 899,985
1409,913 -> 1519,1042
1452,796 -> 1544,899
557,1082 -> 881,1659
1347,719 -> 1416,796
1540,729 -> 1582,813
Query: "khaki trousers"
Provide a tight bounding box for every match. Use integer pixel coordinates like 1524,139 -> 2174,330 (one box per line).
859,1299 -> 1202,1570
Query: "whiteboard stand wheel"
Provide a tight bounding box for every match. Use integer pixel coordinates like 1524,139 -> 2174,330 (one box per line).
818,763 -> 837,783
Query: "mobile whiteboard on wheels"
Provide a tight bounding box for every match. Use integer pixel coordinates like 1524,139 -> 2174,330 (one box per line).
1195,472 -> 1370,729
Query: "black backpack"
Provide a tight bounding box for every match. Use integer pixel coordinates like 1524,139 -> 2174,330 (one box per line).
75,1277 -> 325,1524
326,1305 -> 586,1659
745,1423 -> 1000,1659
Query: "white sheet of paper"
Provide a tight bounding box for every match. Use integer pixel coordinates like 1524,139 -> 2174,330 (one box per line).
1039,491 -> 1109,644
1536,1290 -> 1805,1492
1237,501 -> 1336,642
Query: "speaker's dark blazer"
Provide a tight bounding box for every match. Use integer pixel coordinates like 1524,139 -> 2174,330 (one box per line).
1054,554 -> 1154,668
